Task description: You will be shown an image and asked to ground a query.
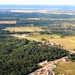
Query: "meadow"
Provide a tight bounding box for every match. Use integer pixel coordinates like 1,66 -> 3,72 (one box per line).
29,34 -> 75,51
6,27 -> 44,32
10,33 -> 75,51
54,60 -> 75,75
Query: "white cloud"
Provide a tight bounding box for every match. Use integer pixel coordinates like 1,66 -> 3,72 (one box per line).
0,0 -> 75,5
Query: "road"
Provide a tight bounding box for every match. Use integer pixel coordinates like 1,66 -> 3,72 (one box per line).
29,57 -> 66,75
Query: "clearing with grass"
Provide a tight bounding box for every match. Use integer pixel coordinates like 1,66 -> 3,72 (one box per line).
11,34 -> 75,51
6,27 -> 44,32
29,34 -> 75,51
54,60 -> 75,75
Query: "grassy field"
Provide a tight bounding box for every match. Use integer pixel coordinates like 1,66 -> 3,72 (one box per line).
6,27 -> 44,32
29,34 -> 75,51
54,60 -> 75,75
10,33 -> 75,51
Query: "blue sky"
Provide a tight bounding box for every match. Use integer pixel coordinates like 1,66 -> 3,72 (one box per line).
0,0 -> 75,5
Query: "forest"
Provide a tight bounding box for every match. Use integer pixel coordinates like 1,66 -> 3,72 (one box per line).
0,36 -> 69,75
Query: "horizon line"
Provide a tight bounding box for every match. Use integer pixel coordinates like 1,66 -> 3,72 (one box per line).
0,4 -> 75,6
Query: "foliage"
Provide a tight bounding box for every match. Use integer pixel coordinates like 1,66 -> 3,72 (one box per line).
0,36 -> 69,75
69,53 -> 75,61
0,12 -> 75,36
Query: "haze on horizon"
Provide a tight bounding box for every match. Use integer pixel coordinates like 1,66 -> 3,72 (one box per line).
0,0 -> 75,5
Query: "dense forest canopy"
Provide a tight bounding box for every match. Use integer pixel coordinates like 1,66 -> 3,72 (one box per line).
0,36 -> 69,75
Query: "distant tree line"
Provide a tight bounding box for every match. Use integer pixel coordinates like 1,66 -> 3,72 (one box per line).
0,12 -> 75,36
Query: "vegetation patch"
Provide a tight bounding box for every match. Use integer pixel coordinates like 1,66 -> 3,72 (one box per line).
6,27 -> 44,32
29,34 -> 75,50
0,36 -> 68,75
54,60 -> 75,75
69,53 -> 75,61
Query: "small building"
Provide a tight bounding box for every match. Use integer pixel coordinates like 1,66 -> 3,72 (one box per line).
47,65 -> 56,71
39,60 -> 48,66
22,34 -> 29,37
63,57 -> 68,62
45,42 -> 55,46
46,71 -> 53,75
46,42 -> 51,45
50,42 -> 55,46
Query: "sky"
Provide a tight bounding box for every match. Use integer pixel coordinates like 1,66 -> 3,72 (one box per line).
0,0 -> 75,5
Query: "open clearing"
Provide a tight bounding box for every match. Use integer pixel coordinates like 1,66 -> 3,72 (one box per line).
29,34 -> 75,51
6,27 -> 44,32
11,34 -> 75,51
54,60 -> 75,75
